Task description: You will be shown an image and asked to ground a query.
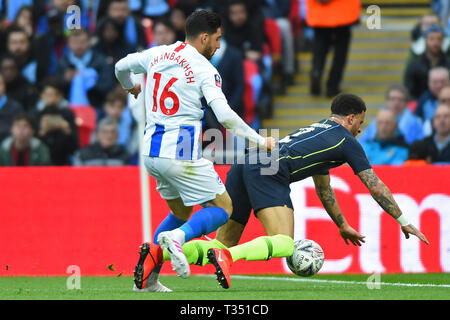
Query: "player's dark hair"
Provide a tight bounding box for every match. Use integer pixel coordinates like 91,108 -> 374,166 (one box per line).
330,93 -> 367,116
185,9 -> 221,40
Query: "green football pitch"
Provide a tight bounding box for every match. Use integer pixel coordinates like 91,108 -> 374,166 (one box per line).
0,273 -> 449,300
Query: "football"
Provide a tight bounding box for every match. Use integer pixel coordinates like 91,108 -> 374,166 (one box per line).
286,239 -> 324,277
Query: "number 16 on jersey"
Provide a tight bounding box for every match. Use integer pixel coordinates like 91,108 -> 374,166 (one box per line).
152,72 -> 180,116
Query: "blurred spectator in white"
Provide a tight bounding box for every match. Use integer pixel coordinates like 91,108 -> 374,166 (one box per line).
74,117 -> 130,166
0,113 -> 51,166
409,104 -> 450,163
404,26 -> 450,99
360,109 -> 409,165
0,73 -> 23,142
409,12 -> 450,61
415,66 -> 449,136
359,84 -> 423,145
0,55 -> 38,111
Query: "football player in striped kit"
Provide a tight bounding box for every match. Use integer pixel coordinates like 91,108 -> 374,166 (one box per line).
115,9 -> 275,292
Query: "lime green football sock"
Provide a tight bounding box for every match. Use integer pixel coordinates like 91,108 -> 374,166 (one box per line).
228,234 -> 294,262
163,239 -> 228,266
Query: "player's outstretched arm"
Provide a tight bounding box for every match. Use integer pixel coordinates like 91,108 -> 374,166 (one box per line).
209,98 -> 275,151
357,168 -> 429,244
313,174 -> 365,246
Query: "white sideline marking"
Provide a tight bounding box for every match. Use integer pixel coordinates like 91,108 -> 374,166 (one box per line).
198,274 -> 450,288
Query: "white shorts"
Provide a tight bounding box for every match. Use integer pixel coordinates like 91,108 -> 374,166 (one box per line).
143,156 -> 226,207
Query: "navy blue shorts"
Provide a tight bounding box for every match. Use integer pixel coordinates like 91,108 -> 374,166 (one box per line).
225,163 -> 293,226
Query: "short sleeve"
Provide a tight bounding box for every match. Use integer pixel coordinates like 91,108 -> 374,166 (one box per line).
342,137 -> 372,174
200,68 -> 227,105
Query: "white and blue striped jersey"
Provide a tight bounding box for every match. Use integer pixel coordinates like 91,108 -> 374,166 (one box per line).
119,41 -> 227,160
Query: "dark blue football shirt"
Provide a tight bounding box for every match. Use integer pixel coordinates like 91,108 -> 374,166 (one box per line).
277,119 -> 372,182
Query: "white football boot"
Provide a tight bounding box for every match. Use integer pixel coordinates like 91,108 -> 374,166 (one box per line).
157,230 -> 190,279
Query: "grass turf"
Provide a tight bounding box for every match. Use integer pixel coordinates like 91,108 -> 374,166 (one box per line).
0,273 -> 448,300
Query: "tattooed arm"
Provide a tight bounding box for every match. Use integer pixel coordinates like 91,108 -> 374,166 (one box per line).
357,168 -> 403,219
313,174 -> 365,246
357,168 -> 429,244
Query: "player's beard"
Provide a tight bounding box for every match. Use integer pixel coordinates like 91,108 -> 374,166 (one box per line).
204,42 -> 216,60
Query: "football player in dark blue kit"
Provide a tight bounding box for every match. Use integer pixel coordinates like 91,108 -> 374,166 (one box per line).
142,93 -> 429,290
205,93 -> 429,289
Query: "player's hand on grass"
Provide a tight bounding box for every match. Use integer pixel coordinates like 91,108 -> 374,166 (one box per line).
401,224 -> 429,245
339,224 -> 366,246
126,83 -> 141,99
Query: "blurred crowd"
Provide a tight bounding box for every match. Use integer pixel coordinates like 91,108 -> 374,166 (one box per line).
360,7 -> 450,165
0,0 -> 449,167
0,0 -> 301,166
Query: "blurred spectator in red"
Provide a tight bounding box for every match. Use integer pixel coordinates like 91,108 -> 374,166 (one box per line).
359,84 -> 423,145
0,113 -> 51,166
360,109 -> 409,165
54,28 -> 115,110
0,73 -> 23,142
404,26 -> 450,99
0,55 -> 38,111
150,18 -> 177,47
409,104 -> 450,163
415,66 -> 449,136
106,0 -> 147,49
93,16 -> 134,67
306,0 -> 361,97
73,117 -> 130,166
262,0 -> 295,88
30,77 -> 78,166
